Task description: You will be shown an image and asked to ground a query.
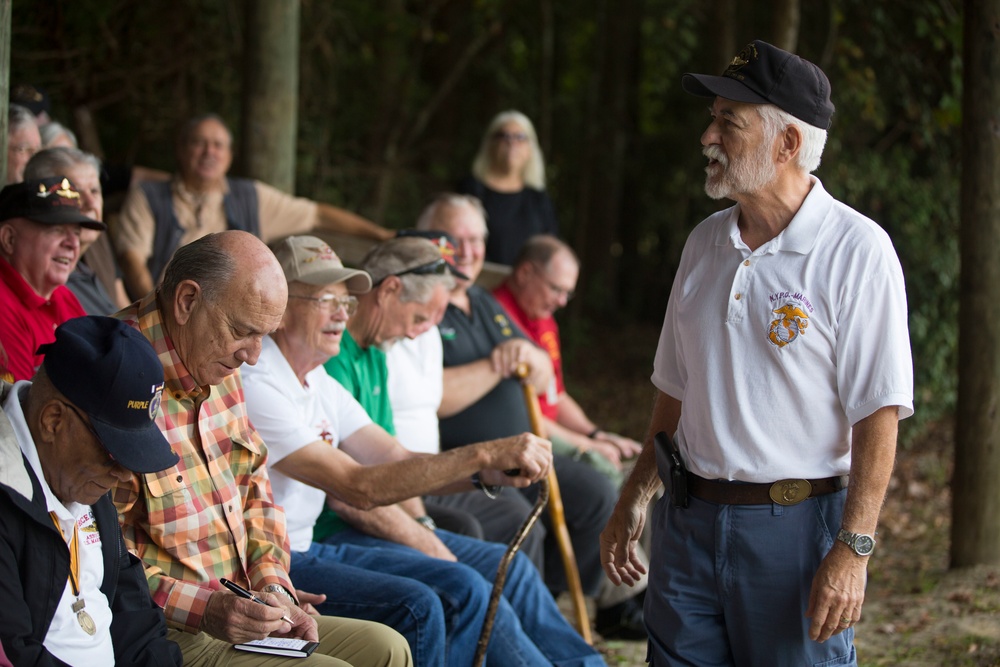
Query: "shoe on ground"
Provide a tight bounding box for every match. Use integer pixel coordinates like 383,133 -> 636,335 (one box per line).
595,591 -> 646,640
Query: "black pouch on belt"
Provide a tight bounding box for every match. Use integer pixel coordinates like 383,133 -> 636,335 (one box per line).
655,431 -> 689,508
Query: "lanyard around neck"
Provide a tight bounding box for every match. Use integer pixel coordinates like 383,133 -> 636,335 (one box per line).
49,512 -> 81,597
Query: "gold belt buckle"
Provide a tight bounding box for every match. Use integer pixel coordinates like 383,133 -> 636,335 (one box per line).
768,479 -> 812,505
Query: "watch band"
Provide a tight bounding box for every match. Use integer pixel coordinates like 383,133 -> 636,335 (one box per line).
471,472 -> 501,499
415,515 -> 437,531
836,528 -> 876,556
261,583 -> 298,606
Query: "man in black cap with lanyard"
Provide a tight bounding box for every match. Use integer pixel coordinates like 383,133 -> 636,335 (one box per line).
600,40 -> 913,666
0,316 -> 182,666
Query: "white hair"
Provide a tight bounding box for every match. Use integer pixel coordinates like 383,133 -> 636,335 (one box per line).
756,105 -> 828,173
471,110 -> 546,190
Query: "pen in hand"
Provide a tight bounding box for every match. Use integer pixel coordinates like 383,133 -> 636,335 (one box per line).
220,578 -> 294,625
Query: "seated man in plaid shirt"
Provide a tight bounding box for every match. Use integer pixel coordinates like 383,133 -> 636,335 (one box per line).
112,230 -> 412,667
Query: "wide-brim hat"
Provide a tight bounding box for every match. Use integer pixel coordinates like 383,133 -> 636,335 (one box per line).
36,317 -> 178,474
273,235 -> 372,294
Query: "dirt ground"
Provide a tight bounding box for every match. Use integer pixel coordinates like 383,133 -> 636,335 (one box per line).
562,321 -> 1000,667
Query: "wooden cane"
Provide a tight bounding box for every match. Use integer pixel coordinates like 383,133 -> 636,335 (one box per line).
515,363 -> 594,644
473,461 -> 549,667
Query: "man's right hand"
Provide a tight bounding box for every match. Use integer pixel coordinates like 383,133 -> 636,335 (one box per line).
489,339 -> 553,392
200,590 -> 294,644
479,433 -> 552,485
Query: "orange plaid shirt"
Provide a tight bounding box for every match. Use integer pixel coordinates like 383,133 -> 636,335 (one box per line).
112,293 -> 294,632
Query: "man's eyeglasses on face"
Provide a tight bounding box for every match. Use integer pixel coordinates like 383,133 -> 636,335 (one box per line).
492,131 -> 529,143
532,264 -> 574,301
288,293 -> 358,316
375,258 -> 449,286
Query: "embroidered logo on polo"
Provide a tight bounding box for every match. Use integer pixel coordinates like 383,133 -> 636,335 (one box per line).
766,291 -> 813,348
494,314 -> 513,337
440,327 -> 457,341
78,511 -> 102,546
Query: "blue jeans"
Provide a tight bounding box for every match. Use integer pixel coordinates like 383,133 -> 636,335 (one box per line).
313,528 -> 604,667
645,490 -> 857,667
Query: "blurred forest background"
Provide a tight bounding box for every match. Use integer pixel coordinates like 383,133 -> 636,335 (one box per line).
9,0 -> 961,442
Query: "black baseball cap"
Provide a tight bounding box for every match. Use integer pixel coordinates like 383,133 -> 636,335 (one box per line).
37,317 -> 179,474
682,40 -> 835,130
0,177 -> 106,230
11,83 -> 51,117
396,229 -> 470,281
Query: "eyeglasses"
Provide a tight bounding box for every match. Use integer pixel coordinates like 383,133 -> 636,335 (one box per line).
374,258 -> 449,286
492,131 -> 529,143
532,264 -> 575,300
288,293 -> 358,316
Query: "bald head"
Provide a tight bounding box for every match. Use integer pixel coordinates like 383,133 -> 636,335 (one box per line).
162,231 -> 287,386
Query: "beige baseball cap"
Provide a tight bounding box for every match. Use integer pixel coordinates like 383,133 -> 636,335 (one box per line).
272,236 -> 372,294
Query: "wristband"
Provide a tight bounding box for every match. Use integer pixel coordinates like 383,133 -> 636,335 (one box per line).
415,515 -> 437,531
587,427 -> 602,439
471,472 -> 502,499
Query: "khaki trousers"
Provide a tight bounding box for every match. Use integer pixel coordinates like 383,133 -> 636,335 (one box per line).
169,616 -> 413,667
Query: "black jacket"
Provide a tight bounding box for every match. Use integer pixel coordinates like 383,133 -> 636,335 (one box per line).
0,382 -> 182,666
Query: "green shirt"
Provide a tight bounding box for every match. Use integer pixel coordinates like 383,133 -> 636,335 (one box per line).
312,330 -> 395,542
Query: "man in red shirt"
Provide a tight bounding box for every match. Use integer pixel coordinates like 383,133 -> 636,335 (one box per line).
0,176 -> 104,380
493,234 -> 642,471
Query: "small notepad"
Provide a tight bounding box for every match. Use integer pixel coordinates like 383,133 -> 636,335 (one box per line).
234,637 -> 320,658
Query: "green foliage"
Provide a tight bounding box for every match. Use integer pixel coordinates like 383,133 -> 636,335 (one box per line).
8,0 -> 964,433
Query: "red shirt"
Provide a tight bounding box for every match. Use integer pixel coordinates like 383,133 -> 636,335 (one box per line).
0,257 -> 86,381
493,283 -> 564,420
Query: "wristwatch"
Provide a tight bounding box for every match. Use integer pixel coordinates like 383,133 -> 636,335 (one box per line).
261,583 -> 298,606
836,528 -> 876,556
415,515 -> 437,531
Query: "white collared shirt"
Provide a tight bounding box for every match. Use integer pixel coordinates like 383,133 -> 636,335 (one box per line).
652,178 -> 914,482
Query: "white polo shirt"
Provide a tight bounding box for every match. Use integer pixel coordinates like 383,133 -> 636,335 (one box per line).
652,178 -> 913,483
242,337 -> 372,552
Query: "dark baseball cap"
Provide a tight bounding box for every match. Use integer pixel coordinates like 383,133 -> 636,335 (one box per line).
36,317 -> 179,474
11,83 -> 51,117
396,229 -> 470,281
0,177 -> 106,230
682,40 -> 835,130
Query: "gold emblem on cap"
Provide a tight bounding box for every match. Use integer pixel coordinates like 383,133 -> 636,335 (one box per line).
55,178 -> 80,200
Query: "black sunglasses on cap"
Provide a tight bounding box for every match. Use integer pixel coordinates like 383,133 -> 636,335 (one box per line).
373,258 -> 448,286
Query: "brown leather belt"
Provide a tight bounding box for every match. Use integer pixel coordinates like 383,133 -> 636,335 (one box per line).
687,473 -> 849,506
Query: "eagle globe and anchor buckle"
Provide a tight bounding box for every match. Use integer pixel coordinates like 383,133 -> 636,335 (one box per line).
768,478 -> 813,505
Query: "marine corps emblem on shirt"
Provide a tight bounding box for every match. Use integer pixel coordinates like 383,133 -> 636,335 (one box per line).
494,314 -> 513,337
766,293 -> 812,348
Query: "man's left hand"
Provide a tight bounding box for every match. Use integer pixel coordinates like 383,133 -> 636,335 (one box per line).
805,545 -> 868,642
595,431 -> 643,459
267,593 -> 320,642
294,589 -> 327,616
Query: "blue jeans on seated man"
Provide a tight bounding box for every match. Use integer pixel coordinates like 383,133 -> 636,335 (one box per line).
292,528 -> 604,667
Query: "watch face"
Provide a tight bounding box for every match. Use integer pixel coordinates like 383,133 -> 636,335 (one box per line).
854,535 -> 875,555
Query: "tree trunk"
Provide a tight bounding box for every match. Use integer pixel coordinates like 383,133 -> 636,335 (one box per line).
571,0 -> 641,319
239,0 -> 300,193
953,0 -> 1000,568
0,0 -> 11,185
713,0 -> 737,71
770,0 -> 800,53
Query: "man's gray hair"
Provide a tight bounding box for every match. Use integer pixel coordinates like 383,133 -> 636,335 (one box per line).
514,234 -> 578,272
471,110 -> 547,190
757,105 -> 827,173
39,122 -> 78,148
361,237 -> 454,304
160,233 -> 236,303
7,104 -> 36,135
24,147 -> 101,181
415,193 -> 488,238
